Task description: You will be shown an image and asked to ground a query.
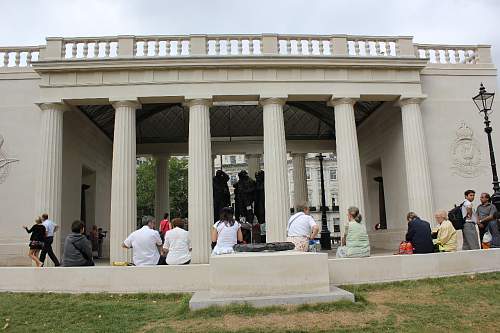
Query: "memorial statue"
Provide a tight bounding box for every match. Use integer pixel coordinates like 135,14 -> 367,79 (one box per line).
212,170 -> 231,222
254,170 -> 265,224
233,170 -> 256,243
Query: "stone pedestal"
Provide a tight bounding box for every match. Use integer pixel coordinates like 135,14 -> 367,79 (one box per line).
262,98 -> 290,242
399,98 -> 434,222
35,103 -> 66,259
187,99 -> 213,264
154,155 -> 170,223
109,100 -> 139,263
330,98 -> 365,234
292,153 -> 308,209
189,252 -> 354,309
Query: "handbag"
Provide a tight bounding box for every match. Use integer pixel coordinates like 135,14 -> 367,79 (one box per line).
483,231 -> 492,244
398,241 -> 413,255
336,245 -> 347,258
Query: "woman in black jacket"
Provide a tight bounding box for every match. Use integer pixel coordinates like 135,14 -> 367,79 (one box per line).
22,217 -> 46,267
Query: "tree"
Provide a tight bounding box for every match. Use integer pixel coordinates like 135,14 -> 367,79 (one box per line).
169,157 -> 188,218
136,158 -> 155,218
136,157 -> 189,220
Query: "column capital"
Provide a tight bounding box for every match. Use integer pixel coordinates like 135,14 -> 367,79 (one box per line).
397,96 -> 426,107
111,100 -> 141,110
259,97 -> 286,107
38,102 -> 68,112
184,98 -> 212,108
327,97 -> 358,107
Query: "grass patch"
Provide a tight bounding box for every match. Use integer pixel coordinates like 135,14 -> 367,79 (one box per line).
0,272 -> 498,332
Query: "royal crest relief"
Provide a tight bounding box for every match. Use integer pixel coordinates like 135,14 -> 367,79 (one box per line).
0,134 -> 19,184
450,121 -> 486,178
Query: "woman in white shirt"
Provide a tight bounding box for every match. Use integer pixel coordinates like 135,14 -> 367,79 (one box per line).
162,218 -> 192,265
211,207 -> 243,255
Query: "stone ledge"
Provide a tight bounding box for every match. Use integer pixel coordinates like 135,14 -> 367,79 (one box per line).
189,286 -> 354,310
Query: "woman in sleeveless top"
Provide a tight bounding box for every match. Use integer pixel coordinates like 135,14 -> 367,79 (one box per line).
338,206 -> 370,258
22,217 -> 46,267
211,207 -> 243,255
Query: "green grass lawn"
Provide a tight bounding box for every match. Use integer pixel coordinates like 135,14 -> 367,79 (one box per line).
0,272 -> 499,333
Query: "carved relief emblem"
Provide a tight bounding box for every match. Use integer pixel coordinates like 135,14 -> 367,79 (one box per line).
0,134 -> 19,184
450,121 -> 485,178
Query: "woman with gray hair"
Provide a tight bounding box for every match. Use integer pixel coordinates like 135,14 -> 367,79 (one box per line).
337,206 -> 370,258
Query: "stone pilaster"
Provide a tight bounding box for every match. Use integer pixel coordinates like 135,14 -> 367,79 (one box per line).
35,103 -> 66,259
261,98 -> 290,242
292,153 -> 308,210
187,99 -> 213,264
329,98 -> 365,234
109,100 -> 140,263
246,154 -> 260,180
154,155 -> 170,223
399,98 -> 434,222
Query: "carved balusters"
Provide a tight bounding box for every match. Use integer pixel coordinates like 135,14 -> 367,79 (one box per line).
319,40 -> 324,55
71,43 -> 77,58
307,39 -> 313,55
444,49 -> 451,63
375,41 -> 381,56
354,40 -> 360,56
83,42 -> 89,58
249,39 -> 254,55
26,51 -> 32,66
365,41 -> 371,56
297,39 -> 302,55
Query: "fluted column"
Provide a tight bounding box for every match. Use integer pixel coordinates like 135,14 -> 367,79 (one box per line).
109,100 -> 140,263
154,155 -> 170,223
246,154 -> 260,180
292,153 -> 309,209
187,99 -> 213,263
261,98 -> 290,242
399,98 -> 434,222
329,98 -> 365,234
35,103 -> 66,259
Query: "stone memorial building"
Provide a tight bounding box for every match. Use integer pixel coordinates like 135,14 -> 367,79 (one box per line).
0,34 -> 497,266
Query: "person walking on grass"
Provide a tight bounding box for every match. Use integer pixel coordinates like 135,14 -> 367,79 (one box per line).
22,217 -> 46,267
39,213 -> 60,266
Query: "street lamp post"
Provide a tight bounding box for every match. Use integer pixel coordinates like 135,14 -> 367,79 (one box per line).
473,83 -> 500,210
317,153 -> 331,250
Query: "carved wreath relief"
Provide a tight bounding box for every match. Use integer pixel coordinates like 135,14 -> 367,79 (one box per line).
0,134 -> 19,184
450,121 -> 485,178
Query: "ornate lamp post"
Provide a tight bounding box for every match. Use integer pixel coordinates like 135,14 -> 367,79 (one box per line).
472,83 -> 500,210
317,153 -> 331,250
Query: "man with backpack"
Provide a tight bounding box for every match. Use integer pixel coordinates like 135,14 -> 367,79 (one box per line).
461,190 -> 480,250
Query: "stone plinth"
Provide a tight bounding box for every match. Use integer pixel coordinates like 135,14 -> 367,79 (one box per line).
209,252 -> 330,297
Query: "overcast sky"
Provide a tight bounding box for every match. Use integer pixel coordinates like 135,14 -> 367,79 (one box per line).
2,0 -> 499,87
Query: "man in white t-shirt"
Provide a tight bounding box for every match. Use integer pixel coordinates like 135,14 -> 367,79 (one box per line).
40,213 -> 60,266
461,189 -> 480,250
287,203 -> 319,252
122,216 -> 162,266
162,218 -> 192,265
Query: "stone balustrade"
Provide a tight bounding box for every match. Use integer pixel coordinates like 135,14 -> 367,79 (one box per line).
415,44 -> 480,64
59,37 -> 119,59
0,35 -> 493,70
0,46 -> 40,67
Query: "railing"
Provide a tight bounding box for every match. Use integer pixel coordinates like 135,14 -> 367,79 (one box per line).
0,35 -> 493,69
0,46 -> 40,67
414,44 -> 479,64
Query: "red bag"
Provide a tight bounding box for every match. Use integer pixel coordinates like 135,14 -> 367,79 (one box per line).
398,241 -> 413,255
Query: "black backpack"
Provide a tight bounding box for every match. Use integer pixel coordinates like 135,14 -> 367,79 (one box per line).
448,203 -> 465,230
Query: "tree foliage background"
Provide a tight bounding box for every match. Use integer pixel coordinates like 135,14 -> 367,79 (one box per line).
136,157 -> 188,219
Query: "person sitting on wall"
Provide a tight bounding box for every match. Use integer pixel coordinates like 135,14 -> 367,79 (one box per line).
287,203 -> 319,252
337,206 -> 370,258
433,210 -> 457,252
405,212 -> 434,254
162,218 -> 191,265
486,211 -> 500,248
122,216 -> 162,266
211,207 -> 243,255
61,220 -> 94,267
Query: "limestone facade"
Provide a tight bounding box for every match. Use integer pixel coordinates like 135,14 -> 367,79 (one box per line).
0,34 -> 497,265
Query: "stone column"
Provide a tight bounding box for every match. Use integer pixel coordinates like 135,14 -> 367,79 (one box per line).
187,99 -> 213,264
154,155 -> 170,223
399,98 -> 434,222
246,154 -> 260,180
261,98 -> 290,242
109,100 -> 140,263
329,98 -> 365,234
292,153 -> 309,209
35,103 -> 66,259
